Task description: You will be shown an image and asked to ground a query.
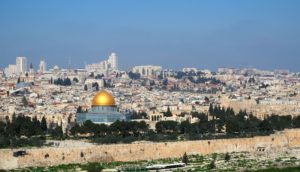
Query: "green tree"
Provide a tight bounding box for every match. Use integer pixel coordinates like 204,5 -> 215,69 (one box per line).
131,111 -> 148,119
73,77 -> 79,83
92,82 -> 99,91
293,116 -> 300,128
41,116 -> 47,132
191,112 -> 208,121
51,125 -> 64,139
0,121 -> 6,136
279,115 -> 292,129
208,160 -> 216,169
20,116 -> 35,137
94,124 -> 108,137
182,152 -> 189,164
64,78 -> 72,86
162,78 -> 168,86
208,104 -> 216,133
22,96 -> 28,106
32,116 -> 42,135
209,103 -> 214,116
163,106 -> 173,117
77,106 -> 83,113
155,121 -> 178,134
259,119 -> 273,132
128,71 -> 141,80
70,123 -> 81,136
245,114 -> 260,133
5,116 -> 15,137
224,153 -> 230,162
180,120 -> 192,134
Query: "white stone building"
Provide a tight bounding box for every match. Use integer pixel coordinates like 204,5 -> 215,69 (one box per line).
16,56 -> 27,75
132,65 -> 162,77
4,64 -> 17,77
85,53 -> 118,73
39,60 -> 47,73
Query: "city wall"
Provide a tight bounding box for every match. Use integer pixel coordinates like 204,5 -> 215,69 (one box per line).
1,129 -> 300,170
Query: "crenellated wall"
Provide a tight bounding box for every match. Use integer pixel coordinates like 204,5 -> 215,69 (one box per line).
1,129 -> 300,170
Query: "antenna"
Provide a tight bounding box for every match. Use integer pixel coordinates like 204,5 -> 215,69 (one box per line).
68,56 -> 71,71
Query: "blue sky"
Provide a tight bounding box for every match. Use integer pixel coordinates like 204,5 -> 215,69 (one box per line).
0,0 -> 300,71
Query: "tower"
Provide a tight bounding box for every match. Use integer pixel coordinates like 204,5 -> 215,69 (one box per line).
108,53 -> 118,70
39,59 -> 47,74
29,63 -> 34,74
16,57 -> 27,75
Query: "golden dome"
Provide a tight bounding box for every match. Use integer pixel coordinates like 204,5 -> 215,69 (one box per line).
91,90 -> 116,106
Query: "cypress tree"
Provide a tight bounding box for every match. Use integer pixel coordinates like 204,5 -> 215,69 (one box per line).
41,116 -> 47,132
182,152 -> 189,164
22,96 -> 28,106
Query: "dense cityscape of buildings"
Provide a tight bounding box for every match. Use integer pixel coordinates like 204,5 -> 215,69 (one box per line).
2,0 -> 300,170
1,53 -> 300,132
1,53 -> 300,171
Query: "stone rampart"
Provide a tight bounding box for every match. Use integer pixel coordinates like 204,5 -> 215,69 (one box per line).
1,129 -> 300,170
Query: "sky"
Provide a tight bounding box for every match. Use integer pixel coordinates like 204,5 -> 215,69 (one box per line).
0,0 -> 300,71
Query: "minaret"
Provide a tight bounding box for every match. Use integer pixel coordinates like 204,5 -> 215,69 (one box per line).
68,56 -> 72,72
29,63 -> 34,74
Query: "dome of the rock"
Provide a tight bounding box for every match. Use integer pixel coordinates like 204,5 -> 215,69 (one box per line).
92,90 -> 116,106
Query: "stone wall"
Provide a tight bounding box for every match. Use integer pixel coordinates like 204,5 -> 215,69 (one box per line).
1,129 -> 300,170
220,97 -> 300,119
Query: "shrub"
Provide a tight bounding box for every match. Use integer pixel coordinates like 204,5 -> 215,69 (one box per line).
225,153 -> 230,162
208,160 -> 216,169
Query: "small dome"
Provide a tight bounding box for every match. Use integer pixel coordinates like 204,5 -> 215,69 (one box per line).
92,90 -> 116,106
53,65 -> 60,70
